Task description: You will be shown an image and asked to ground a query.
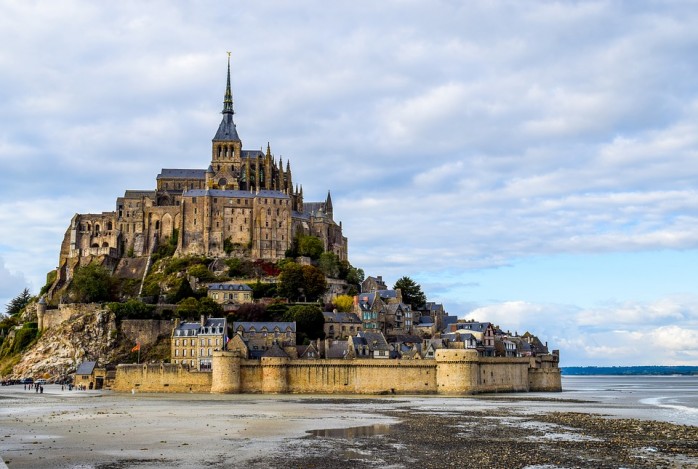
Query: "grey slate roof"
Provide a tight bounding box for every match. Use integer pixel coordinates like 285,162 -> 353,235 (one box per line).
157,169 -> 207,180
234,322 -> 296,333
76,361 -> 97,376
174,318 -> 226,336
241,150 -> 264,159
355,331 -> 389,351
456,322 -> 491,333
303,202 -> 327,216
323,312 -> 362,324
262,343 -> 290,358
213,113 -> 240,141
376,290 -> 398,300
183,189 -> 290,199
326,340 -> 349,359
207,283 -> 252,292
123,190 -> 156,198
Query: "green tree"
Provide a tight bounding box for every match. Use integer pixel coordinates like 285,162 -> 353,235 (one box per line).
297,235 -> 324,260
5,288 -> 32,316
284,305 -> 325,344
231,303 -> 268,322
277,262 -> 304,301
168,278 -> 195,304
393,276 -> 427,310
318,252 -> 340,278
176,297 -> 200,319
187,264 -> 216,282
197,297 -> 223,316
301,265 -> 328,301
277,262 -> 327,302
71,264 -> 114,303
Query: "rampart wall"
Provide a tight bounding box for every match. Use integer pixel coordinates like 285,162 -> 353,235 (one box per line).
120,319 -> 173,347
113,350 -> 562,394
114,363 -> 212,393
43,303 -> 103,330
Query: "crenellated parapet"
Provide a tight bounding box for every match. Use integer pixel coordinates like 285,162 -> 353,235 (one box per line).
115,351 -> 561,395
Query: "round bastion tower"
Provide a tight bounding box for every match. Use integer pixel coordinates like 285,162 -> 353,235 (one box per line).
36,296 -> 47,331
211,351 -> 241,394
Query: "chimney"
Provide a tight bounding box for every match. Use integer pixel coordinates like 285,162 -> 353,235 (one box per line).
200,314 -> 206,327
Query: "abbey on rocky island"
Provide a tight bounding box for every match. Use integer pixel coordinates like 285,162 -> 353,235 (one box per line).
50,58 -> 347,298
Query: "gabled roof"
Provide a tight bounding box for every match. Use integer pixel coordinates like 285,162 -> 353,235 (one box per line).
443,332 -> 477,342
376,289 -> 398,300
156,169 -> 207,180
76,361 -> 97,376
326,340 -> 349,359
234,321 -> 296,333
456,322 -> 492,333
323,312 -> 362,324
123,190 -> 156,198
356,331 -> 389,351
263,343 -> 290,358
208,283 -> 252,292
203,318 -> 226,329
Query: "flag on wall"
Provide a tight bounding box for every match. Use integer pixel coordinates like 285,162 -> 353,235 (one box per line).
131,343 -> 140,352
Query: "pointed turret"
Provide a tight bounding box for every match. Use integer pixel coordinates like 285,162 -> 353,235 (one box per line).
285,160 -> 292,193
325,190 -> 333,217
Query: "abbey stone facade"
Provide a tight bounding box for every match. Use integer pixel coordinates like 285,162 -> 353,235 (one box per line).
50,59 -> 347,296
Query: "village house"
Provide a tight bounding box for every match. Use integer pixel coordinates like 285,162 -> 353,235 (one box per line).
75,361 -> 107,390
232,321 -> 296,358
322,311 -> 362,339
348,331 -> 390,359
207,282 -> 253,305
171,316 -> 227,370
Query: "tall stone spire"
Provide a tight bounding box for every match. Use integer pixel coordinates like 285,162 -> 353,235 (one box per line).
222,52 -> 234,115
213,52 -> 240,142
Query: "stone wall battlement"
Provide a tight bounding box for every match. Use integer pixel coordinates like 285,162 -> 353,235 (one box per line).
113,350 -> 562,395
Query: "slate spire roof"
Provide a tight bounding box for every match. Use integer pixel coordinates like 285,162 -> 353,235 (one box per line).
214,54 -> 240,142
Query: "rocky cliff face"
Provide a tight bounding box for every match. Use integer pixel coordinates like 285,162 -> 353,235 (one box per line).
11,306 -> 121,379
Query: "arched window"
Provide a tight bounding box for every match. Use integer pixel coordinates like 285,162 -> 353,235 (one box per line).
94,224 -> 100,233
155,220 -> 160,230
107,221 -> 113,231
101,242 -> 109,247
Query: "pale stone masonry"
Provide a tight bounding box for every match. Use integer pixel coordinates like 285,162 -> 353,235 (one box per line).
48,57 -> 347,299
114,350 -> 562,394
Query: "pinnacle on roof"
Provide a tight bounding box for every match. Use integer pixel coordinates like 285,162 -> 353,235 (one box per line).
223,52 -> 234,115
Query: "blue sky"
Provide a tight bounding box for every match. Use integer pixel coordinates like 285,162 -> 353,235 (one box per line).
1,1 -> 697,366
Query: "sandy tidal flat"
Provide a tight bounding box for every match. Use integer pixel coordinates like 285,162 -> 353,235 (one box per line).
1,384 -> 697,468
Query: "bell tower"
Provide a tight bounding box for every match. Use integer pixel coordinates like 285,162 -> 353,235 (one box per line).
211,52 -> 242,190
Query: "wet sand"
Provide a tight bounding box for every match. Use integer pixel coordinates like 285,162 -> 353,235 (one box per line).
1,385 -> 697,468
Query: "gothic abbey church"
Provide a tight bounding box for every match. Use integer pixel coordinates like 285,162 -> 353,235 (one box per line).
50,59 -> 347,296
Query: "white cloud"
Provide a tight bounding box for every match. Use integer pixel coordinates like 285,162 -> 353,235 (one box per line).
1,1 -> 698,364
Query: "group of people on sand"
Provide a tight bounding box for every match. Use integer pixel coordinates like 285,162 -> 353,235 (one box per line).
23,382 -> 44,393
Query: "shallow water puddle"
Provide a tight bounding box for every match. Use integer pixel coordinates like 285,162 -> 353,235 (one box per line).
308,423 -> 391,439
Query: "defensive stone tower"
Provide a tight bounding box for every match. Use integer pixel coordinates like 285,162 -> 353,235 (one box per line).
434,349 -> 479,394
211,351 -> 241,393
36,296 -> 47,331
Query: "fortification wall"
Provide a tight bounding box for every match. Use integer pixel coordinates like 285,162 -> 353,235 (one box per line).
120,319 -> 173,347
43,303 -> 104,330
115,351 -> 562,395
529,368 -> 562,391
113,363 -> 211,393
473,357 -> 532,393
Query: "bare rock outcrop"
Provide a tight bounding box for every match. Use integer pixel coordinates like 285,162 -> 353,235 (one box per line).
11,305 -> 120,379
